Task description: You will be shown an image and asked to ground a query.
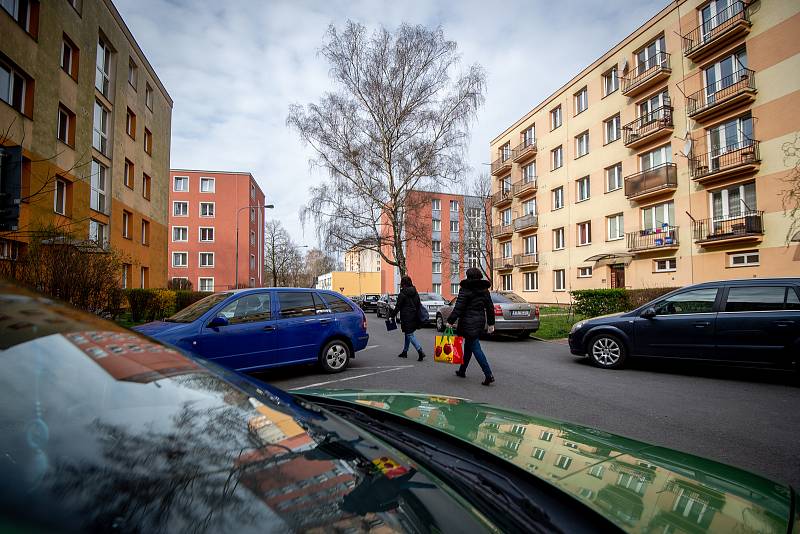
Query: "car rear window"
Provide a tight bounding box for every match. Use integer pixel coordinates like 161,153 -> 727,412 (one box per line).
418,293 -> 442,301
363,294 -> 379,301
491,292 -> 526,304
724,286 -> 800,312
277,291 -> 317,318
167,292 -> 232,323
321,293 -> 354,313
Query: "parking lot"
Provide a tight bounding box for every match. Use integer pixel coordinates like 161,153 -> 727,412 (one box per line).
251,320 -> 800,489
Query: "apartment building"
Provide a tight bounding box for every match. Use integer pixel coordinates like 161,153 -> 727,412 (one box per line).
490,0 -> 800,303
381,190 -> 489,300
343,239 -> 382,273
0,0 -> 173,287
168,169 -> 265,291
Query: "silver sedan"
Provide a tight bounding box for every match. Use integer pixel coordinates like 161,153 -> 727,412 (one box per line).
435,291 -> 539,338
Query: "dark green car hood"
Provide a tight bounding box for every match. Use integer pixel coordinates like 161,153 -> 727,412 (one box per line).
295,389 -> 794,534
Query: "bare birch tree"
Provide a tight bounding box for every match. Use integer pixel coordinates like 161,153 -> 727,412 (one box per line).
460,174 -> 494,283
264,220 -> 296,287
288,21 -> 485,276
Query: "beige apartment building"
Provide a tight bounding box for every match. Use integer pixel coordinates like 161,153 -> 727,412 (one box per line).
343,239 -> 382,273
490,0 -> 800,304
0,0 -> 172,287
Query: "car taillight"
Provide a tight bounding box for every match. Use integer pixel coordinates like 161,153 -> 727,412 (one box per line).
361,311 -> 367,330
535,305 -> 540,319
494,304 -> 503,317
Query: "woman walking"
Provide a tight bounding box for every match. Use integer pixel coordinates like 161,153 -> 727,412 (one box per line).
446,267 -> 495,385
390,276 -> 427,362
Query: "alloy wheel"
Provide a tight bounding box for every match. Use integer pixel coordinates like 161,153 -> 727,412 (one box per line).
325,343 -> 348,370
592,337 -> 621,367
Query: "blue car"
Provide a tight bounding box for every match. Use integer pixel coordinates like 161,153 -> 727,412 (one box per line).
135,288 -> 369,373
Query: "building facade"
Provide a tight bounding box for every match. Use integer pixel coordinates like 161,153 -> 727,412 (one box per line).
343,240 -> 382,273
490,0 -> 800,304
0,0 -> 173,287
168,169 -> 265,291
316,271 -> 381,297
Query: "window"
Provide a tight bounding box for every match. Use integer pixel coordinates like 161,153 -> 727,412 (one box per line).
522,198 -> 536,216
142,173 -> 151,200
125,108 -> 136,139
2,0 -> 37,34
501,274 -> 512,291
197,227 -> 214,242
57,104 -> 75,146
0,58 -> 31,115
92,100 -> 109,155
54,178 -> 67,215
576,176 -> 590,202
638,89 -> 669,122
250,208 -> 255,222
467,249 -> 479,269
639,143 -> 672,171
654,258 -> 677,272
522,161 -> 536,183
501,208 -> 512,226
574,87 -> 588,114
431,198 -> 441,211
711,181 -> 756,221
636,35 -> 666,76
172,226 -> 188,242
450,283 -> 459,295
431,283 -> 441,294
124,159 -> 134,188
604,114 -> 620,144
577,221 -> 591,246
198,278 -> 214,292
250,183 -> 256,199
532,448 -> 545,461
728,251 -> 759,267
145,83 -> 153,110
502,241 -> 512,259
607,213 -> 624,240
653,288 -> 718,315
173,201 -> 188,217
199,252 -> 214,267
200,177 -> 215,193
500,142 -> 511,161
553,227 -> 565,250
603,66 -> 619,96
524,272 -> 538,291
89,219 -> 107,246
606,163 -> 622,192
524,235 -> 537,255
144,128 -> 153,155
726,287 -> 800,312
141,220 -> 150,245
432,219 -> 441,231
450,220 -> 459,232
642,200 -> 675,231
95,38 -> 112,97
321,293 -> 355,313
575,131 -> 589,158
432,240 -> 441,253
121,210 -> 131,238
432,261 -> 442,274
140,266 -> 149,289
219,293 -> 272,324
555,455 -> 572,470
704,48 -> 747,105
450,241 -> 460,254
249,254 -> 256,270
500,176 -> 511,194
578,266 -> 593,278
250,230 -> 256,246
173,176 -> 188,191
588,465 -> 605,479
200,202 -> 215,217
550,105 -> 562,130
450,200 -> 459,212
122,264 -> 132,289
551,146 -> 563,170
127,57 -> 138,89
90,160 -> 107,213
554,270 -> 566,291
522,125 -> 535,146
61,35 -> 79,80
552,187 -> 564,210
172,252 -> 188,267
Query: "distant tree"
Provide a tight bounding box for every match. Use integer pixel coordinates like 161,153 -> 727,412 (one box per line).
263,220 -> 296,287
304,248 -> 339,287
288,21 -> 485,277
781,132 -> 800,243
460,174 -> 494,284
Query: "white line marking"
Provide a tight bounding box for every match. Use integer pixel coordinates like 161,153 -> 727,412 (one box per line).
349,365 -> 412,369
361,344 -> 380,351
292,366 -> 411,390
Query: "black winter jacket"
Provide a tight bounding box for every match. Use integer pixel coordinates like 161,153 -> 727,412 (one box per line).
446,279 -> 495,338
391,286 -> 421,333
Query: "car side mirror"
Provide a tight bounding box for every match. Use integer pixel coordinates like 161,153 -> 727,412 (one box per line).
208,315 -> 229,328
641,307 -> 657,319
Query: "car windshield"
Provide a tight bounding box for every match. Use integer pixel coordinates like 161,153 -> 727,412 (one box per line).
491,292 -> 527,304
165,292 -> 232,323
418,293 -> 443,301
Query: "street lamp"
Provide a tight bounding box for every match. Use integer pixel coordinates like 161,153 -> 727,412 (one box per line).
235,203 -> 274,288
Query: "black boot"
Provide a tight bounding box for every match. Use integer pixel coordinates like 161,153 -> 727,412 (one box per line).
398,352 -> 408,358
455,370 -> 466,378
481,376 -> 495,386
417,350 -> 426,362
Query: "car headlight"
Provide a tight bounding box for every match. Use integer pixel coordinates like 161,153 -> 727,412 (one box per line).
570,321 -> 586,334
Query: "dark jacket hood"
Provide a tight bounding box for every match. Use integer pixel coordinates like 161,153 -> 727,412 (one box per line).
459,279 -> 491,290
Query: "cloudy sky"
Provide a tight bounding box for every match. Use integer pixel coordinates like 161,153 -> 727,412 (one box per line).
115,0 -> 666,243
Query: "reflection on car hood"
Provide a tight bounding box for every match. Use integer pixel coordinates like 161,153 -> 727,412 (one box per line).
133,320 -> 186,337
295,390 -> 793,534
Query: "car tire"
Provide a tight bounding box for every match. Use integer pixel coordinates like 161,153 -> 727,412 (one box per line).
588,334 -> 627,369
516,329 -> 531,339
435,314 -> 445,332
376,308 -> 383,318
319,339 -> 351,374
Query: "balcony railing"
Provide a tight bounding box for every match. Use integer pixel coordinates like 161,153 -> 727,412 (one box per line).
627,226 -> 679,252
689,140 -> 760,182
512,177 -> 537,197
623,163 -> 677,200
622,52 -> 671,96
692,211 -> 764,243
491,154 -> 512,176
682,2 -> 750,60
492,188 -> 513,206
493,223 -> 514,237
514,213 -> 538,232
512,138 -> 537,163
513,253 -> 539,268
687,69 -> 756,119
623,106 -> 673,147
493,257 -> 514,270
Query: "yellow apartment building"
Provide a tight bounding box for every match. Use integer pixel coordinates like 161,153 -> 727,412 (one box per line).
490,0 -> 800,304
316,271 -> 381,298
0,0 -> 172,287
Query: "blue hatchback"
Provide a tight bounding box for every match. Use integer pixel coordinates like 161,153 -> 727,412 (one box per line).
135,288 -> 369,373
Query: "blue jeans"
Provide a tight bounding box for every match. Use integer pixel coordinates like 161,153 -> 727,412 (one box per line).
403,332 -> 423,353
459,336 -> 493,378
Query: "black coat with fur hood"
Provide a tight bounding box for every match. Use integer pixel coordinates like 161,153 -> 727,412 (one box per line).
446,278 -> 495,338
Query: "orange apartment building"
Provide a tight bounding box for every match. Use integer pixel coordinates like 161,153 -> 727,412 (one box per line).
168,169 -> 265,291
0,0 -> 173,287
490,0 -> 800,304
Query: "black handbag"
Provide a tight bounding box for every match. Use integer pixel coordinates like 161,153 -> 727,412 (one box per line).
385,318 -> 398,331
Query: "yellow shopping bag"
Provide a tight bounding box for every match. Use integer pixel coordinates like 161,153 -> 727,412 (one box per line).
434,326 -> 464,364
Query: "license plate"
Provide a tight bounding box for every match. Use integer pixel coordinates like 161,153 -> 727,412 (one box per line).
511,310 -> 529,317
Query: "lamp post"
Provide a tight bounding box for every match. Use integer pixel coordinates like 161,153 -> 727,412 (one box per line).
236,203 -> 274,289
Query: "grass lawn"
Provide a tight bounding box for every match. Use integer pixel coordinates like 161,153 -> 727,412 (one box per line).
534,311 -> 584,340
115,312 -> 148,329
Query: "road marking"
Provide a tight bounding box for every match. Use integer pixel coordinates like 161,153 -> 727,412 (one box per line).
361,344 -> 380,351
292,366 -> 412,390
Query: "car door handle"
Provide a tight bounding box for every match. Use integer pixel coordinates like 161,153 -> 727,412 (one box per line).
693,321 -> 711,328
319,318 -> 333,324
263,325 -> 275,332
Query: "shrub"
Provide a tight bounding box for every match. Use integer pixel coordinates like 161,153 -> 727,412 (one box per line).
174,290 -> 208,313
627,287 -> 680,309
570,289 -> 630,317
167,278 -> 193,290
148,289 -> 177,320
125,288 -> 154,322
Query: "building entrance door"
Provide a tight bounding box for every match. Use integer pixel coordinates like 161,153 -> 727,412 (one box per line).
610,264 -> 626,288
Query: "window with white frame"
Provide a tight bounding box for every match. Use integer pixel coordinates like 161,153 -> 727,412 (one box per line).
604,114 -> 621,144
575,131 -> 589,158
553,227 -> 565,250
639,144 -> 672,171
704,48 -> 747,104
54,178 -> 67,215
552,186 -> 564,210
606,163 -> 622,192
450,260 -> 459,275
450,200 -> 459,212
89,220 -> 107,246
172,226 -> 188,242
500,142 -> 511,161
199,227 -> 214,242
550,105 -> 562,130
522,198 -> 536,216
173,176 -> 188,192
638,89 -> 669,122
522,125 -> 535,146
57,105 -> 74,145
250,208 -> 255,222
127,57 -> 138,88
501,241 -> 512,259
90,160 -> 107,213
711,181 -> 756,220
95,38 -> 112,97
199,278 -> 214,292
61,37 -> 75,76
574,87 -> 588,114
200,202 -> 215,217
502,274 -> 512,291
122,210 -> 131,238
173,201 -> 188,217
551,145 -> 563,170
431,198 -> 441,211
451,283 -> 459,295
578,266 -> 593,278
554,270 -> 566,291
524,235 -> 537,255
577,221 -> 592,246
432,261 -> 442,274
603,66 -> 619,96
641,200 -> 675,231
450,220 -> 459,232
432,283 -> 442,294
607,213 -> 624,240
450,241 -> 460,254
145,83 -> 153,110
654,258 -> 677,272
576,176 -> 590,202
250,183 -> 255,199
729,251 -> 759,267
636,35 -> 666,76
432,219 -> 441,231
501,208 -> 512,226
524,272 -> 538,291
92,100 -> 109,155
0,58 -> 29,114
172,252 -> 188,267
199,252 -> 214,267
467,249 -> 479,269
432,240 -> 441,253
522,161 -> 536,183
200,177 -> 215,193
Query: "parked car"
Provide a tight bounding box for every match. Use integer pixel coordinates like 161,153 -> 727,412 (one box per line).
569,278 -> 800,369
436,290 -> 539,338
418,292 -> 448,326
2,280 -> 795,533
135,288 -> 368,373
375,293 -> 398,318
357,293 -> 381,313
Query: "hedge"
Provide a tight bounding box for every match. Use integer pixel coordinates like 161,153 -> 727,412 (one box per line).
570,287 -> 679,318
124,289 -> 209,322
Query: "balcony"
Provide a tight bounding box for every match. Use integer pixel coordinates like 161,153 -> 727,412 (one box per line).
682,2 -> 751,62
492,188 -> 513,207
623,106 -> 673,149
493,223 -> 514,238
491,155 -> 512,176
692,212 -> 763,246
621,52 -> 671,97
512,178 -> 537,198
514,213 -> 538,233
493,257 -> 514,271
627,226 -> 679,253
687,69 -> 756,122
513,253 -> 539,269
623,163 -> 677,201
689,141 -> 760,185
512,139 -> 537,164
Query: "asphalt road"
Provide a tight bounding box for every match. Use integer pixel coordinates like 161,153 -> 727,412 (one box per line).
250,319 -> 800,489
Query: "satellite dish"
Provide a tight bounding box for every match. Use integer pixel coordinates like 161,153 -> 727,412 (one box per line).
682,132 -> 693,156
620,58 -> 629,73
